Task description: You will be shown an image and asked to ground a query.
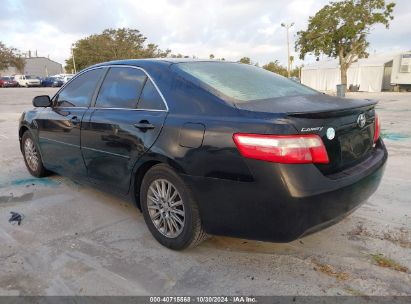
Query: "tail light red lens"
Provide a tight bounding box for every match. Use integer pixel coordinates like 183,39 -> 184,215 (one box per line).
233,133 -> 329,164
374,113 -> 380,143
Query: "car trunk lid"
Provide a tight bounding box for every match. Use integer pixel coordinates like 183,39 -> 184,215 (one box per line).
235,94 -> 378,175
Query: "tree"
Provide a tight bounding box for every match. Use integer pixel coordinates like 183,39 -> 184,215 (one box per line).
65,28 -> 170,71
209,54 -> 215,59
170,53 -> 190,58
11,56 -> 25,73
0,42 -> 25,72
262,60 -> 288,77
239,57 -> 251,64
296,0 -> 395,87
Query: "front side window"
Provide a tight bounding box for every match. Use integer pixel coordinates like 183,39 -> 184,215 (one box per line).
137,79 -> 166,110
55,68 -> 104,107
95,67 -> 147,108
176,62 -> 318,103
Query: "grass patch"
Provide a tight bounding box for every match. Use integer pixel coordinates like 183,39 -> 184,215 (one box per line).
370,254 -> 408,273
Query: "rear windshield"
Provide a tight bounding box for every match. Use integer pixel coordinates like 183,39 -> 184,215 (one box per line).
176,62 -> 318,102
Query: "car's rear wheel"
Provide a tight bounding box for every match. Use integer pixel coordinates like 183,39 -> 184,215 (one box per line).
140,164 -> 207,250
22,131 -> 48,177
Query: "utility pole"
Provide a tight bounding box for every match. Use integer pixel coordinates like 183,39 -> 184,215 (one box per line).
281,22 -> 294,78
71,44 -> 77,74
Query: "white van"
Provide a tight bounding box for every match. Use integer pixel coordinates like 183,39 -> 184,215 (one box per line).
54,73 -> 74,84
14,75 -> 41,87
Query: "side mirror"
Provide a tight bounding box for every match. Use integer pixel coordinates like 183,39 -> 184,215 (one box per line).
33,95 -> 51,107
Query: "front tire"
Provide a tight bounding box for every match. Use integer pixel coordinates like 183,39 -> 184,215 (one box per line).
140,164 -> 207,250
22,131 -> 48,177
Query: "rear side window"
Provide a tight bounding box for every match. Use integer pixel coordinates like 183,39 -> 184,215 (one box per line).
96,67 -> 147,108
55,68 -> 104,107
137,79 -> 166,110
176,62 -> 317,102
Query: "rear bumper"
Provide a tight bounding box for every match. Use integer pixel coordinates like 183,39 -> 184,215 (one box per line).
182,139 -> 387,242
2,83 -> 18,87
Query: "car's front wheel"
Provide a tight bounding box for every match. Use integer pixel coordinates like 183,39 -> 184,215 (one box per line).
22,131 -> 48,177
140,164 -> 207,250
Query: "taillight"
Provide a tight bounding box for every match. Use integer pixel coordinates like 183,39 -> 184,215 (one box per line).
374,113 -> 380,143
233,133 -> 329,164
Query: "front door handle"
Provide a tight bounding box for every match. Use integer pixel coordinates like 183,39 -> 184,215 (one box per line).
134,121 -> 155,131
70,116 -> 80,125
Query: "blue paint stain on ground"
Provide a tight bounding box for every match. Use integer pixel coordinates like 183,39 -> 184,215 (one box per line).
381,132 -> 410,141
9,177 -> 59,187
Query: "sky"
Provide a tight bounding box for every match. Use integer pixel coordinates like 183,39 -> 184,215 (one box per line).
1,0 -> 410,67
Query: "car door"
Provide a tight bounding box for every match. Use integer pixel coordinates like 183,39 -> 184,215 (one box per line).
36,68 -> 106,178
81,66 -> 168,194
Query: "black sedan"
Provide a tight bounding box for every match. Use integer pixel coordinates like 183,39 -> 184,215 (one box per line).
18,59 -> 387,250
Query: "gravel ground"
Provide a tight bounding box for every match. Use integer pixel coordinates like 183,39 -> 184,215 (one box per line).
0,88 -> 410,296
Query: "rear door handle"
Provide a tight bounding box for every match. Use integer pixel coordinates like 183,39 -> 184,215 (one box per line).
134,121 -> 155,130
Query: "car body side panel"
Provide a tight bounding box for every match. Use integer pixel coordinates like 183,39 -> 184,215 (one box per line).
81,108 -> 167,194
35,107 -> 88,178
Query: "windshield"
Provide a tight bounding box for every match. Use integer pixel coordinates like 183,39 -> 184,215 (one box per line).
176,62 -> 318,102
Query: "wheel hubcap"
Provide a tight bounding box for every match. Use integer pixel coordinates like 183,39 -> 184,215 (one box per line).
147,179 -> 185,238
24,138 -> 39,171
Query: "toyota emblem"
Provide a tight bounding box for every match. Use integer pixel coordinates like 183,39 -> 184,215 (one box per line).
357,113 -> 366,128
326,127 -> 335,140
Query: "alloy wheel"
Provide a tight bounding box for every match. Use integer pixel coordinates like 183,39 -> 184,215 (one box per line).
147,179 -> 185,238
24,138 -> 39,172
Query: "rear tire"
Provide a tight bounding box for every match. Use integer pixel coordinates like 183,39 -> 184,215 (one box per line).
22,131 -> 48,177
140,164 -> 207,250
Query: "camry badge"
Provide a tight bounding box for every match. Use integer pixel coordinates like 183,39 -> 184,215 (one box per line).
326,127 -> 335,140
357,113 -> 366,128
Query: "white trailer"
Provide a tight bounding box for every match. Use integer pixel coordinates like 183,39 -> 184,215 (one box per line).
391,52 -> 411,91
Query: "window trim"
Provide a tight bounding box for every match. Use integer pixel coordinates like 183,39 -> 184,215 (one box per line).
52,65 -> 169,112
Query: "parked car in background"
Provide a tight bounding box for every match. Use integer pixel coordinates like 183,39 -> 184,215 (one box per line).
0,76 -> 18,88
14,75 -> 41,87
61,74 -> 74,83
19,59 -> 387,250
41,76 -> 64,87
54,74 -> 74,84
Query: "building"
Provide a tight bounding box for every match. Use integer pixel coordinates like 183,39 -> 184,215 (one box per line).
301,52 -> 411,92
0,56 -> 63,77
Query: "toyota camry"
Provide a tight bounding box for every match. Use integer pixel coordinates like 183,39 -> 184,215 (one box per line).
19,59 -> 387,250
